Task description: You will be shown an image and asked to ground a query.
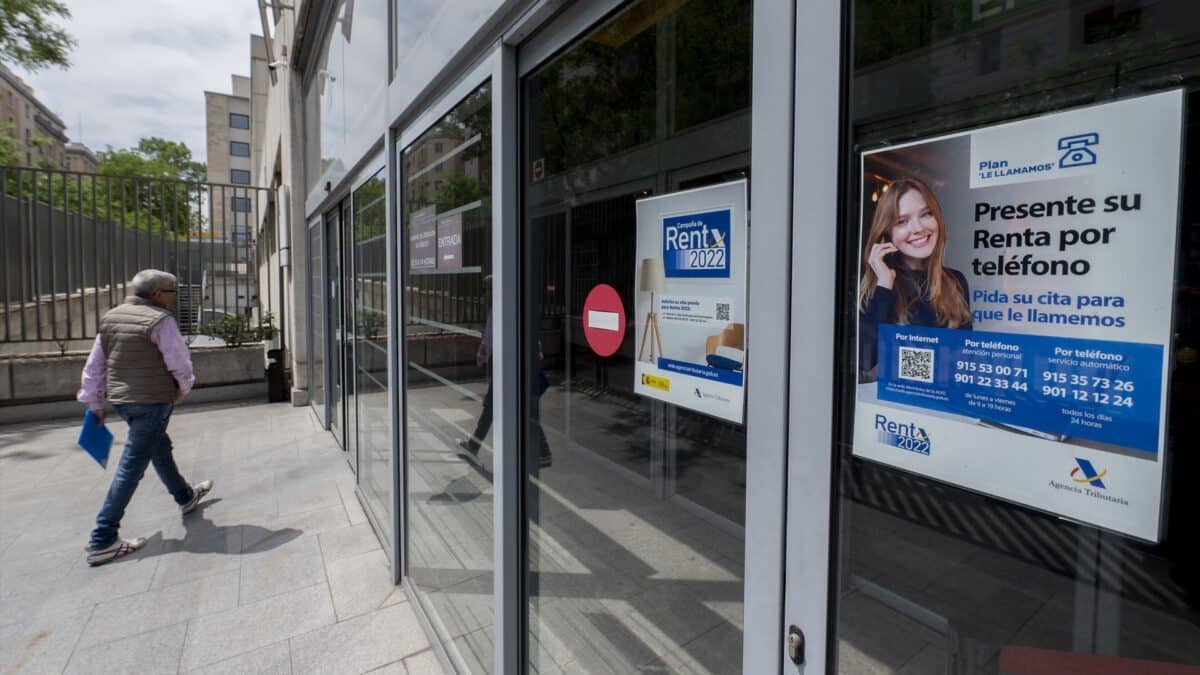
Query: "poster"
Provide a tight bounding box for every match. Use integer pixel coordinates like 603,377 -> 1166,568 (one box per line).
410,205 -> 436,270
633,180 -> 748,424
853,90 -> 1184,541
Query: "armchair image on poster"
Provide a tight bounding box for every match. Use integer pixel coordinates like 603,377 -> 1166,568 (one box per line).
852,90 -> 1184,542
633,180 -> 748,424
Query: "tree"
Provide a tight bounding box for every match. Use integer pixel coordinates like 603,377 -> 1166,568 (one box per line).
0,0 -> 75,70
0,121 -> 19,165
93,137 -> 208,236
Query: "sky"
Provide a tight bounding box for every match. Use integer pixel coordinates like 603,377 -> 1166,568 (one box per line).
11,0 -> 262,165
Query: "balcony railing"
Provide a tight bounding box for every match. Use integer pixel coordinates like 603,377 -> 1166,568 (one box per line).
0,166 -> 270,347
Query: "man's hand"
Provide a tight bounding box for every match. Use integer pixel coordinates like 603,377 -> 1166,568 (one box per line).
175,391 -> 187,405
94,409 -> 106,425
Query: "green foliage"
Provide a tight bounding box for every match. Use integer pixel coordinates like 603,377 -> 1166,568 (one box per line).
2,136 -> 209,238
0,0 -> 75,70
357,309 -> 384,340
202,312 -> 276,347
0,122 -> 18,166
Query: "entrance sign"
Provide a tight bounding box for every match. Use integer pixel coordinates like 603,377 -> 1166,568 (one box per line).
634,180 -> 748,424
437,213 -> 463,269
853,90 -> 1184,541
582,284 -> 626,357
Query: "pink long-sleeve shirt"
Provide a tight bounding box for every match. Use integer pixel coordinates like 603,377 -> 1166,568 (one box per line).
77,316 -> 195,412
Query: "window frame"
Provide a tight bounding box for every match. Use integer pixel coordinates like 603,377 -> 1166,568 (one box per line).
229,112 -> 250,129
230,169 -> 251,185
230,141 -> 251,157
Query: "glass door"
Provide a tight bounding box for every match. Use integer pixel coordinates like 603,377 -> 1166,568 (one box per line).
519,1 -> 758,672
785,1 -> 1200,673
342,198 -> 358,474
326,205 -> 345,452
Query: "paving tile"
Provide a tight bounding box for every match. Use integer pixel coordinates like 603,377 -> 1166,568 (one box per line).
239,533 -> 326,605
366,661 -> 407,675
77,569 -> 239,648
241,505 -> 348,552
289,603 -> 431,675
64,621 -> 187,675
0,605 -> 93,674
149,520 -> 245,590
403,649 -> 447,675
179,583 -> 336,671
381,585 -> 410,608
184,639 -> 292,675
318,522 -> 383,564
25,547 -> 160,619
341,483 -> 369,525
327,548 -> 396,620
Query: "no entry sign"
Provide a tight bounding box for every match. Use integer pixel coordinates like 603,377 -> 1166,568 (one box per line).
583,284 -> 625,357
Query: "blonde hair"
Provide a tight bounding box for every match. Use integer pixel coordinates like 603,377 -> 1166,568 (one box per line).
857,178 -> 971,328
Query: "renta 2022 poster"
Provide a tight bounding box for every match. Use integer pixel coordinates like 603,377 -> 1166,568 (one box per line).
853,90 -> 1184,542
633,180 -> 748,424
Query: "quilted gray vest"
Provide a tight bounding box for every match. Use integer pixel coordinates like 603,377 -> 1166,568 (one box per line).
98,297 -> 179,404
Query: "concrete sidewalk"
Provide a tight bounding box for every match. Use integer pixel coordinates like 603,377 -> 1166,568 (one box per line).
0,401 -> 443,675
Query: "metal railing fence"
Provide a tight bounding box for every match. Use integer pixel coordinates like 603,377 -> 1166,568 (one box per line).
0,166 -> 270,347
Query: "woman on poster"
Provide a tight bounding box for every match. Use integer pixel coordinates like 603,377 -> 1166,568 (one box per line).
858,177 -> 973,378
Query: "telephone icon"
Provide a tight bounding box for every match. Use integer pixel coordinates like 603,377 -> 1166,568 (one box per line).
1058,133 -> 1099,168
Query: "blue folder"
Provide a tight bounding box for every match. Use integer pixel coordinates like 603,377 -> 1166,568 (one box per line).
77,410 -> 113,469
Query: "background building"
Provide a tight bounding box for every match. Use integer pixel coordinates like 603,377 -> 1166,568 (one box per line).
205,74 -> 254,241
0,63 -> 69,169
64,141 -> 98,173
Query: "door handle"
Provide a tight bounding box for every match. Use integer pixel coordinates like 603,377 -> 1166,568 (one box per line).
787,625 -> 805,665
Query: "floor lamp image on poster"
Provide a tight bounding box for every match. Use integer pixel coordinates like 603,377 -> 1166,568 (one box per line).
639,257 -> 666,362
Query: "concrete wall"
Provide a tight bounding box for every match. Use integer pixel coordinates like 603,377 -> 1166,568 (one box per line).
0,344 -> 265,405
255,7 -> 311,406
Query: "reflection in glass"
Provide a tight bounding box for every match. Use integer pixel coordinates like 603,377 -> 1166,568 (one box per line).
354,170 -> 390,541
522,1 -> 751,672
303,0 -> 387,193
403,82 -> 494,674
836,1 -> 1200,672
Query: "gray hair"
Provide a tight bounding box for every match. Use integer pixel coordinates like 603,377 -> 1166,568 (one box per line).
131,269 -> 177,298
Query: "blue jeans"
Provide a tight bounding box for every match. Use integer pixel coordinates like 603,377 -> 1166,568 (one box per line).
89,403 -> 194,550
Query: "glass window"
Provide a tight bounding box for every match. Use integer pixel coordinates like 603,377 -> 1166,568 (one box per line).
521,1 -> 752,672
230,169 -> 251,185
402,81 -> 493,673
231,196 -> 251,212
229,113 -> 250,129
310,222 -> 326,420
353,168 -> 390,543
230,141 -> 250,157
834,1 -> 1200,672
302,0 -> 388,194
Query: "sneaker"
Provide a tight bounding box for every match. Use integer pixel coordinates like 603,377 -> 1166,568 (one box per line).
180,479 -> 214,515
87,537 -> 147,567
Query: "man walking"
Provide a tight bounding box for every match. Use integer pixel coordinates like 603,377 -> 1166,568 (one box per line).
78,269 -> 213,566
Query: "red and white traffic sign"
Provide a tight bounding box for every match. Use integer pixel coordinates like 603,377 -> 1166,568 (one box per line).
582,284 -> 625,357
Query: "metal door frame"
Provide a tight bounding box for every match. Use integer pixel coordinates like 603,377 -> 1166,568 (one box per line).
779,1 -> 843,672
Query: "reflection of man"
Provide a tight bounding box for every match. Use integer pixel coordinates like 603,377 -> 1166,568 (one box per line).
459,276 -> 552,467
78,270 -> 214,566
459,282 -> 494,456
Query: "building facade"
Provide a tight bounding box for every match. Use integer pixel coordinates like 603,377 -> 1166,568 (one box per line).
260,1 -> 1200,673
205,75 -> 255,242
0,64 -> 69,169
64,141 -> 98,173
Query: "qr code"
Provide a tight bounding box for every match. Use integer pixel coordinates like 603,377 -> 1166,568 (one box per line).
898,346 -> 934,383
716,302 -> 730,321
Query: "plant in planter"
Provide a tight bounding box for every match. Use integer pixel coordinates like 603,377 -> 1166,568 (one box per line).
357,309 -> 384,340
202,312 -> 277,347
